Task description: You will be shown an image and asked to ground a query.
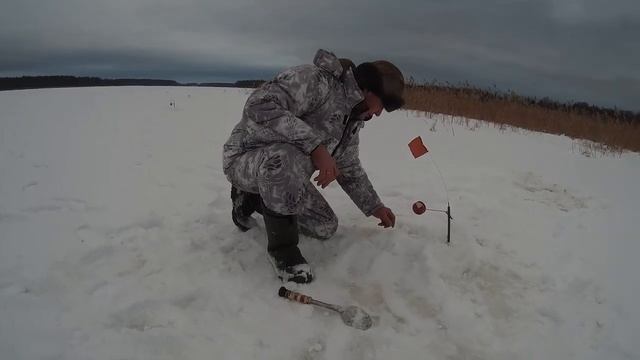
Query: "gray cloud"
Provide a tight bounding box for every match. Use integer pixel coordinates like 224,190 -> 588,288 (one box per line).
1,0 -> 638,110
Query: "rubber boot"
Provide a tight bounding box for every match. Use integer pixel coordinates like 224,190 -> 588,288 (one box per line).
231,186 -> 261,231
261,201 -> 313,284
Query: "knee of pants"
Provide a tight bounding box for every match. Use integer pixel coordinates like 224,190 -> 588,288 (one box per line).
258,144 -> 312,215
301,214 -> 338,240
315,217 -> 338,240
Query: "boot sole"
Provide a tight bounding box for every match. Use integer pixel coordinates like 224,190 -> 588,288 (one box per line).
232,212 -> 258,232
266,250 -> 314,284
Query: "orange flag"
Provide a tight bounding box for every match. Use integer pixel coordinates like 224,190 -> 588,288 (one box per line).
408,136 -> 429,158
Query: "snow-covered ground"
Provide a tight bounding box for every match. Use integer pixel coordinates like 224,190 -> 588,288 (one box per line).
1,86 -> 638,360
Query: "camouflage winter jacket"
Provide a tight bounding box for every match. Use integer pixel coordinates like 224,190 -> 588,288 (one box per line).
223,49 -> 383,216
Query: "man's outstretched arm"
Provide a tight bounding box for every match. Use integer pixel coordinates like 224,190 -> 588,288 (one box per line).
336,134 -> 395,227
336,136 -> 384,216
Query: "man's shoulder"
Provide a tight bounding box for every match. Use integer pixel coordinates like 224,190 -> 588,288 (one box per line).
279,64 -> 330,78
275,64 -> 338,89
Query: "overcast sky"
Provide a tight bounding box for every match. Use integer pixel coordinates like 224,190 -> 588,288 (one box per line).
1,0 -> 639,110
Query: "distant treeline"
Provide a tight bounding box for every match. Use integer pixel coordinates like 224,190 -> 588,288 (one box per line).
0,76 -> 266,91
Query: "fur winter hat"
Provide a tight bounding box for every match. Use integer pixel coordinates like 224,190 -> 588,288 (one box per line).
353,60 -> 405,111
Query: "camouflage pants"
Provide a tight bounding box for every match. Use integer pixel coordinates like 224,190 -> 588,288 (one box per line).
224,143 -> 338,240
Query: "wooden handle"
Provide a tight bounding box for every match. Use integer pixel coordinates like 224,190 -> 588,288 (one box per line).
278,287 -> 312,304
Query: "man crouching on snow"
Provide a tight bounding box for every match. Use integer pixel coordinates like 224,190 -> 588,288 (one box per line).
222,49 -> 405,284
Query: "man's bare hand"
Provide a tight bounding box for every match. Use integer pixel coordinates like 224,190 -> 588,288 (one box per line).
311,145 -> 340,188
373,207 -> 396,228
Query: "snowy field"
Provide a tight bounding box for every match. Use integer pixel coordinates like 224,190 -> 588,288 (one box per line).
1,86 -> 638,360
